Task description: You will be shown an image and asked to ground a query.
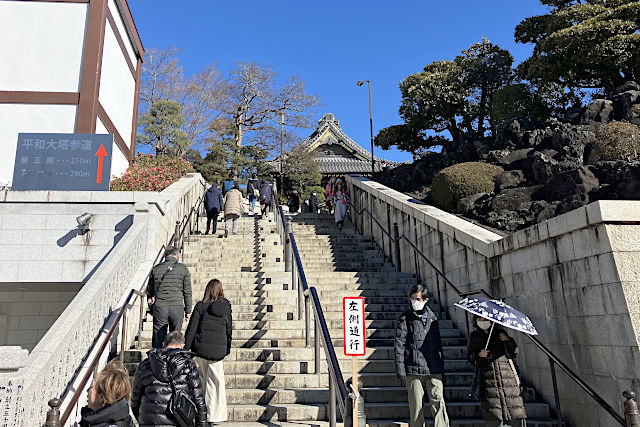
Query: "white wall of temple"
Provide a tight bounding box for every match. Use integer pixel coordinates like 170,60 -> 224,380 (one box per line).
0,104 -> 78,185
96,117 -> 128,179
107,0 -> 137,67
99,19 -> 136,151
0,1 -> 88,92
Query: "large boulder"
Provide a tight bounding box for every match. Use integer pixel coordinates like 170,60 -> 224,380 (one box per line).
493,170 -> 525,191
578,99 -> 614,124
498,148 -> 533,169
540,120 -> 595,163
611,90 -> 640,124
589,161 -> 640,200
541,167 -> 599,202
431,162 -> 503,211
491,185 -> 544,212
584,121 -> 640,164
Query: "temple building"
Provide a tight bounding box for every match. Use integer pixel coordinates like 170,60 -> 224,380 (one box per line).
273,113 -> 398,178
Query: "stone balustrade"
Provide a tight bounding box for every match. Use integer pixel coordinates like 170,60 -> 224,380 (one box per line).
347,174 -> 640,427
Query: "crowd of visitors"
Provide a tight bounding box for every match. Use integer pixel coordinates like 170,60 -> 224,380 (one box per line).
82,173 -> 526,427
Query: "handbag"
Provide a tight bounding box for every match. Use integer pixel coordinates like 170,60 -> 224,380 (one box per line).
166,361 -> 197,427
253,188 -> 260,198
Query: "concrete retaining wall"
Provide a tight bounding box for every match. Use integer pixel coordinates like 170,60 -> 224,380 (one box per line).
347,174 -> 640,427
0,174 -> 205,425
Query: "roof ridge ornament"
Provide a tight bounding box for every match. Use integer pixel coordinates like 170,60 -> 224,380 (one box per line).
318,113 -> 340,129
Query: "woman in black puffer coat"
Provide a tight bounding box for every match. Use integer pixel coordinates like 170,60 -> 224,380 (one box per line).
467,316 -> 527,427
185,279 -> 232,424
131,332 -> 207,427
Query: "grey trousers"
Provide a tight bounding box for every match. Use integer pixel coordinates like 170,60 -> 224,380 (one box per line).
225,214 -> 239,233
486,420 -> 526,427
152,305 -> 184,348
406,374 -> 450,427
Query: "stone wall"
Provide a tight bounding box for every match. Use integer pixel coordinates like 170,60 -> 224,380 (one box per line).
0,283 -> 83,351
0,172 -> 205,282
346,174 -> 640,427
0,174 -> 205,425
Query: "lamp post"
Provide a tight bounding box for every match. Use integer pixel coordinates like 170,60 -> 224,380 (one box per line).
357,80 -> 375,176
279,111 -> 285,191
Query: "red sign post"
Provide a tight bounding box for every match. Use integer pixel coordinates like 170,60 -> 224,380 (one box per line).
343,297 -> 366,427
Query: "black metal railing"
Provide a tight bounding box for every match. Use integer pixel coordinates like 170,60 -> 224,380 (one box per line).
347,195 -> 626,427
270,189 -> 350,426
45,187 -> 206,426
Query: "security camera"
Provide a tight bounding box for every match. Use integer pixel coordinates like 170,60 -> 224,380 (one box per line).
76,213 -> 92,231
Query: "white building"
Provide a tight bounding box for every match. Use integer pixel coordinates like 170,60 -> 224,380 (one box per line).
0,0 -> 144,186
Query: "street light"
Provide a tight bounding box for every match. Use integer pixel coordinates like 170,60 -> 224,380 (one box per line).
357,80 -> 375,176
279,111 -> 285,191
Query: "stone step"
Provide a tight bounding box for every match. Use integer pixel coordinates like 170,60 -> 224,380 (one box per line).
221,359 -> 472,375
225,385 -> 537,405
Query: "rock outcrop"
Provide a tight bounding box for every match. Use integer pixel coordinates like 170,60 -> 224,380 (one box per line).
374,82 -> 640,232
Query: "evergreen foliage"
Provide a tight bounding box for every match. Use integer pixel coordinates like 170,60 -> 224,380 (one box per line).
431,162 -> 503,211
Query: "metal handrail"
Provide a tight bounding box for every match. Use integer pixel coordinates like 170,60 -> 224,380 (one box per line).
271,188 -> 349,426
52,185 -> 206,426
348,198 -> 626,426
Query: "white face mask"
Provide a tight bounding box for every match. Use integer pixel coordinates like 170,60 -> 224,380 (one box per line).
477,320 -> 492,331
410,299 -> 426,312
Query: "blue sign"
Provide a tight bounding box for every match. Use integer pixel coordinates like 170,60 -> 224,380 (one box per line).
12,133 -> 114,191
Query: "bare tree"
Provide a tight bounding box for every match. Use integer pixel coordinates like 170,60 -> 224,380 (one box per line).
177,64 -> 225,150
219,62 -> 320,149
139,47 -> 224,155
139,47 -> 183,112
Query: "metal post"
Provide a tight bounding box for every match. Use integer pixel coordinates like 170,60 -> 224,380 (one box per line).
624,390 -> 640,427
174,221 -> 180,251
314,317 -> 321,373
119,309 -> 127,362
305,294 -> 311,348
285,222 -> 292,273
137,296 -> 144,350
549,357 -> 563,423
44,398 -> 62,427
345,378 -> 366,427
367,82 -> 375,177
329,374 -> 337,427
393,222 -> 401,272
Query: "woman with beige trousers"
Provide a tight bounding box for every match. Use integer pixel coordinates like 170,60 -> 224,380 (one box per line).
223,181 -> 244,237
185,279 -> 232,425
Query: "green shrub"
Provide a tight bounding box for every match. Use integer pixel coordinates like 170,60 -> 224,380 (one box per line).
431,162 -> 503,211
586,121 -> 640,163
110,153 -> 194,191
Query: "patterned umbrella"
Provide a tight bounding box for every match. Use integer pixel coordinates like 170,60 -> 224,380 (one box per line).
454,296 -> 538,335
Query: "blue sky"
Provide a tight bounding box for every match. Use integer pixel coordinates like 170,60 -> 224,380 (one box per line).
129,1 -> 548,163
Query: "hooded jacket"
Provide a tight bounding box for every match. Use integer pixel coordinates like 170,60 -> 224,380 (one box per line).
131,348 -> 206,427
185,299 -> 233,361
204,185 -> 223,213
259,182 -> 272,204
468,326 -> 526,421
223,188 -> 244,217
394,306 -> 445,377
79,398 -> 133,427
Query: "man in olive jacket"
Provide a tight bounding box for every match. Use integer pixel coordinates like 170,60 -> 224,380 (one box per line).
148,246 -> 193,348
395,284 -> 450,427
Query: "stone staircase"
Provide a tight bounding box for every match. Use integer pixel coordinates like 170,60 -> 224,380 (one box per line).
288,213 -> 563,427
122,210 -> 562,426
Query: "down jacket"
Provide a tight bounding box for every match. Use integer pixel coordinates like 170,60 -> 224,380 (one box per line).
394,307 -> 445,377
467,327 -> 527,422
79,398 -> 133,427
185,299 -> 233,361
223,188 -> 244,217
131,348 -> 206,427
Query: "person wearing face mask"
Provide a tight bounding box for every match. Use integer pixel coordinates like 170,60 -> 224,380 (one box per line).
467,316 -> 527,427
394,284 -> 449,427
